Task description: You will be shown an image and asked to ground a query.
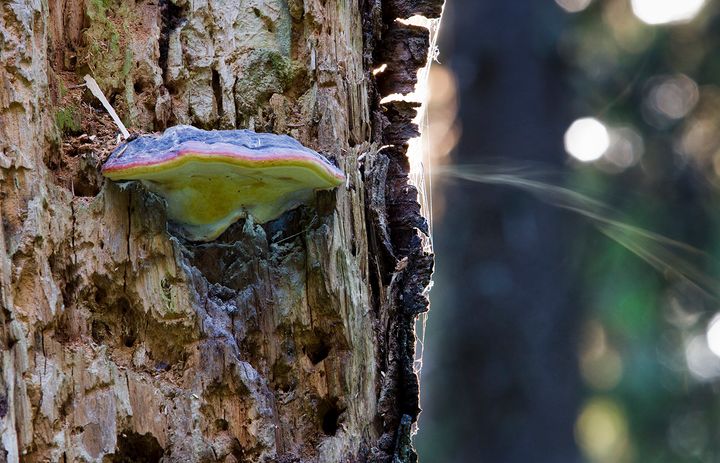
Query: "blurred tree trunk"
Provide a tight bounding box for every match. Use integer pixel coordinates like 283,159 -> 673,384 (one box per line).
418,2 -> 583,462
0,0 -> 437,462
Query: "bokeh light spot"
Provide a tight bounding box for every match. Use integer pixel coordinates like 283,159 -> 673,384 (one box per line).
603,127 -> 644,171
646,74 -> 699,121
668,412 -> 708,458
631,0 -> 706,25
678,87 -> 720,171
579,321 -> 623,390
685,334 -> 720,380
564,117 -> 610,162
705,314 -> 720,357
555,0 -> 592,13
576,397 -> 630,462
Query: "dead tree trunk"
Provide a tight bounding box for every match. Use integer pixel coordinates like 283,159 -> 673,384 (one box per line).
0,0 -> 439,461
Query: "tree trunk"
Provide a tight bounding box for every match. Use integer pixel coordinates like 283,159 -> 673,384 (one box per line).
0,0 -> 438,461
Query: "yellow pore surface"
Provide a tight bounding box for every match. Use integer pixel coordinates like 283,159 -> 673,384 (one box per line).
105,154 -> 343,240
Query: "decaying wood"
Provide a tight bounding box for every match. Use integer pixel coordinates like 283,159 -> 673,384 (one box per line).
0,0 -> 439,461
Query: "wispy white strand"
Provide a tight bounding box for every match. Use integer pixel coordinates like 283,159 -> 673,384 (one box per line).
84,74 -> 130,139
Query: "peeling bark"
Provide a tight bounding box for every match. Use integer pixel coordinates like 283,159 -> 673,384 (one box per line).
0,0 -> 440,461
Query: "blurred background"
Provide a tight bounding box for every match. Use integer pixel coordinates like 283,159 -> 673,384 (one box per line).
415,1 -> 720,462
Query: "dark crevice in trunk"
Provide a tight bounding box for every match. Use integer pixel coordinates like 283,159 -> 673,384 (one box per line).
212,68 -> 224,121
158,0 -> 184,83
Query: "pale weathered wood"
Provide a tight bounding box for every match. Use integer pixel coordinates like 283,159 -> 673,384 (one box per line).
0,0 -> 439,461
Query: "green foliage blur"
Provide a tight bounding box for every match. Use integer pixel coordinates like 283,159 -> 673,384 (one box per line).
564,1 -> 720,461
416,2 -> 720,462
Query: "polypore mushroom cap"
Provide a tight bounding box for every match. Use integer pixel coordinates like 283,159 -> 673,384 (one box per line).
102,125 -> 345,241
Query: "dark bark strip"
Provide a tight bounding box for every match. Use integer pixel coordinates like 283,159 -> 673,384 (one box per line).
362,0 -> 442,461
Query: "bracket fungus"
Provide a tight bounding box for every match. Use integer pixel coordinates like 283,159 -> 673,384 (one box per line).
102,125 -> 345,241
